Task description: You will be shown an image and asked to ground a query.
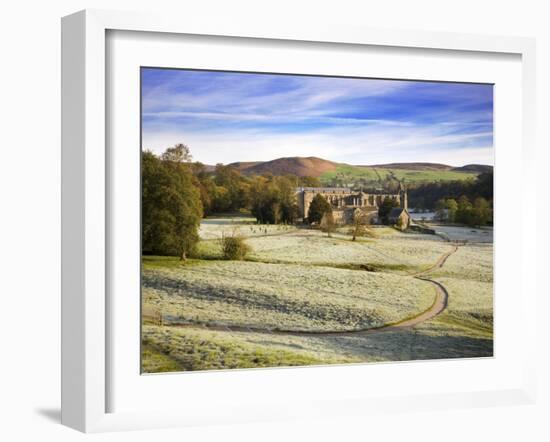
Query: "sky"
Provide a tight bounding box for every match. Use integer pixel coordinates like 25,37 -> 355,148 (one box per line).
141,68 -> 494,166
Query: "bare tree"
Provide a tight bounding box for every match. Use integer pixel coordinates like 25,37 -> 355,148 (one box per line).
349,211 -> 375,241
320,211 -> 336,238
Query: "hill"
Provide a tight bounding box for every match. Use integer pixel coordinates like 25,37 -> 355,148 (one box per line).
228,156 -> 338,177
227,161 -> 263,173
224,156 -> 491,186
451,164 -> 493,174
367,162 -> 453,171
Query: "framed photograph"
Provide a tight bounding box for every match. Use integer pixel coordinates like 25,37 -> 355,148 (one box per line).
61,9 -> 537,432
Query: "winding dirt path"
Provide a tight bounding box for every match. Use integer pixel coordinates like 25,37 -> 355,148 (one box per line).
410,244 -> 458,278
168,244 -> 460,337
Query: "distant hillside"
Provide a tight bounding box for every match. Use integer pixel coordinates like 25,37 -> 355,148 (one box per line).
368,162 -> 453,171
223,156 -> 491,185
227,161 -> 263,173
451,164 -> 493,174
228,156 -> 338,177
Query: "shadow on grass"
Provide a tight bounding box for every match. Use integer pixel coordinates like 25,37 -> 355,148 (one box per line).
306,328 -> 493,362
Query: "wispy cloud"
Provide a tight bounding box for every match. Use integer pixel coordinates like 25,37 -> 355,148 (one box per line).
141,68 -> 493,166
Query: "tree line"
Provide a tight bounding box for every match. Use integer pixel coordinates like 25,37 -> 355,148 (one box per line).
193,163 -> 319,222
142,144 -> 322,257
407,172 -> 493,210
434,195 -> 492,226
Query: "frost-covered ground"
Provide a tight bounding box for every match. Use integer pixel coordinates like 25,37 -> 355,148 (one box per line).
143,261 -> 435,332
425,243 -> 494,335
429,243 -> 493,282
431,224 -> 493,243
199,216 -> 297,240
142,218 -> 494,372
247,231 -> 450,274
198,226 -> 450,275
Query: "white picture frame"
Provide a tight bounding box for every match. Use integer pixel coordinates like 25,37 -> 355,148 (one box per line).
61,9 -> 538,433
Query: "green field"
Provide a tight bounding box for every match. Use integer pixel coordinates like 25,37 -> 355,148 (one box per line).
142,217 -> 493,373
320,164 -> 478,186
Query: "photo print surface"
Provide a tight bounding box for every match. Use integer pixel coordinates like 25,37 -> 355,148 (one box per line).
141,67 -> 494,373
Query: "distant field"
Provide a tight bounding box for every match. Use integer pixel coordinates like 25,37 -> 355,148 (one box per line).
142,217 -> 493,372
320,164 -> 478,186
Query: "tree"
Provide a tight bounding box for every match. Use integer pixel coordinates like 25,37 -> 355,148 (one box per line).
456,195 -> 474,226
211,185 -> 232,213
350,211 -> 374,241
471,197 -> 492,226
407,172 -> 493,211
142,148 -> 203,260
320,211 -> 336,238
213,164 -> 250,212
378,197 -> 399,224
446,198 -> 458,222
249,175 -> 299,224
435,198 -> 458,222
191,162 -> 217,216
275,176 -> 299,224
160,143 -> 192,163
435,198 -> 448,221
435,199 -> 446,210
299,176 -> 322,187
307,194 -> 332,224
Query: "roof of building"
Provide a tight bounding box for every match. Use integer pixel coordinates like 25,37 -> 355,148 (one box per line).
297,187 -> 354,193
388,207 -> 408,219
296,187 -> 404,196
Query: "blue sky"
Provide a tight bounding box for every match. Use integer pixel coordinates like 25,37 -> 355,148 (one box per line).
141,68 -> 493,166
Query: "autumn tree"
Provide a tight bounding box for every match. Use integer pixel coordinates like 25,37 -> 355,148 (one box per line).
249,175 -> 299,224
446,198 -> 458,222
472,197 -> 492,226
160,143 -> 192,163
299,176 -> 322,187
142,147 -> 203,260
435,198 -> 458,222
456,195 -> 474,225
350,211 -> 374,241
320,211 -> 336,238
213,164 -> 250,212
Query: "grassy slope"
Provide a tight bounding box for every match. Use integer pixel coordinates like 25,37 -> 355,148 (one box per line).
425,243 -> 494,337
142,260 -> 435,332
142,325 -> 340,372
194,228 -> 450,275
320,164 -> 381,182
320,164 -> 478,185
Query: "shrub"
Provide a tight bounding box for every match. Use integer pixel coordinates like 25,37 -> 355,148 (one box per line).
220,234 -> 251,260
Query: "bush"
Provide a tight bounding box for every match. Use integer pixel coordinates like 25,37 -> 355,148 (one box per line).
220,235 -> 251,260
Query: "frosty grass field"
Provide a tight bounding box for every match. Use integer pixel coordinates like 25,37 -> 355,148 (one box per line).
142,217 -> 494,372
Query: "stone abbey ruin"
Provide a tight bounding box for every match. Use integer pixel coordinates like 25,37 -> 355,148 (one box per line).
296,185 -> 411,229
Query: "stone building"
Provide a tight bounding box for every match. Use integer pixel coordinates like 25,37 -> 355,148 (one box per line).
296,185 -> 410,227
387,207 -> 411,231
